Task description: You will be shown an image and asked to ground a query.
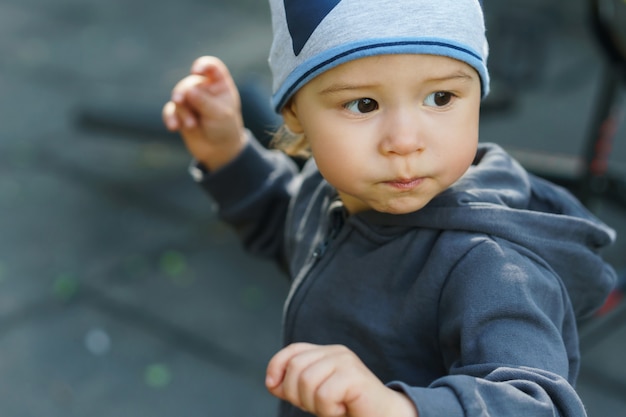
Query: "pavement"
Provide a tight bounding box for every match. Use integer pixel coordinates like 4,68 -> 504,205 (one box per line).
0,0 -> 625,416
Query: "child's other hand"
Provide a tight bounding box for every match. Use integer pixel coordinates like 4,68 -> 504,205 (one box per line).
162,56 -> 247,171
266,343 -> 418,417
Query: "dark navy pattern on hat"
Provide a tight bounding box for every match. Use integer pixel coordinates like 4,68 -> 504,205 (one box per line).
284,0 -> 342,55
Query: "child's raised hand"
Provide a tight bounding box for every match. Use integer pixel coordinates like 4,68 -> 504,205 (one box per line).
265,343 -> 418,417
162,56 -> 248,171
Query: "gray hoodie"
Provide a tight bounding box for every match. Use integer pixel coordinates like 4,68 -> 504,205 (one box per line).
201,138 -> 616,417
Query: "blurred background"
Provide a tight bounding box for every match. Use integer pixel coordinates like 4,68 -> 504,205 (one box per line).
0,0 -> 625,416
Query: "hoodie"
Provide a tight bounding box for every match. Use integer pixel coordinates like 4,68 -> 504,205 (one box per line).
200,138 -> 617,417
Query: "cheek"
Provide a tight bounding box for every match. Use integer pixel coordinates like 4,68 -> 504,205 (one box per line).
310,138 -> 357,185
429,109 -> 478,176
448,122 -> 479,177
309,132 -> 379,198
305,119 -> 370,179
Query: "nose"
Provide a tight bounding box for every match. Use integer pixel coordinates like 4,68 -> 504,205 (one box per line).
379,109 -> 425,156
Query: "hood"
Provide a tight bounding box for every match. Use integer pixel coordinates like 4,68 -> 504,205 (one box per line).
358,143 -> 617,319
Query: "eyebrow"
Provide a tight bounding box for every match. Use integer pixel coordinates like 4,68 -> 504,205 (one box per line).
318,83 -> 377,96
426,70 -> 475,84
318,70 -> 475,95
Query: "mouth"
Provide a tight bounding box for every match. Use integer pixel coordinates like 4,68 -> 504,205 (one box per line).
384,177 -> 425,191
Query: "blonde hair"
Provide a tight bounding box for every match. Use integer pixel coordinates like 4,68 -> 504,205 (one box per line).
270,124 -> 311,159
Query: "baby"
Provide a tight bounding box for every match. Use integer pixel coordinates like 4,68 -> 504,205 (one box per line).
163,1 -> 617,416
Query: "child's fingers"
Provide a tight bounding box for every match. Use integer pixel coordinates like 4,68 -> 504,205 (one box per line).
265,343 -> 319,393
310,366 -> 355,416
170,75 -> 207,105
162,99 -> 200,131
266,345 -> 410,417
174,102 -> 200,129
190,56 -> 233,95
190,56 -> 226,77
169,74 -> 234,122
162,101 -> 180,131
279,347 -> 336,409
292,353 -> 347,416
266,343 -> 361,416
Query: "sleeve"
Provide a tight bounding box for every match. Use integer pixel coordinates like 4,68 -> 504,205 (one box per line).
193,135 -> 301,265
388,238 -> 586,417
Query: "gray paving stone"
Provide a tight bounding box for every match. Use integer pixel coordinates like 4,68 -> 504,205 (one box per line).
0,301 -> 279,417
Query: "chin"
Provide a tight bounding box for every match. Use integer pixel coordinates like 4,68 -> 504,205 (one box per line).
376,200 -> 427,215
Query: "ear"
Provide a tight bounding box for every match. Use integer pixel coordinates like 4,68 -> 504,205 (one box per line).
280,100 -> 305,134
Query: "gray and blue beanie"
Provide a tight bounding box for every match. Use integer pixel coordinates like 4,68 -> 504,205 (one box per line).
269,0 -> 490,112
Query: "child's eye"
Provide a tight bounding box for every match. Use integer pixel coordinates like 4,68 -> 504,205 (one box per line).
424,91 -> 454,107
344,98 -> 379,114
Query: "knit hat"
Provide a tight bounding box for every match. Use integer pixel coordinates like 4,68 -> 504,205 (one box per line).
268,0 -> 490,112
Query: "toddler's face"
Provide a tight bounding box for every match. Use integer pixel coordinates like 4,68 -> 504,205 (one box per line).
282,54 -> 482,214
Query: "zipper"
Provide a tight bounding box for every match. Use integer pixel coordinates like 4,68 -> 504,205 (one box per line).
281,199 -> 346,331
